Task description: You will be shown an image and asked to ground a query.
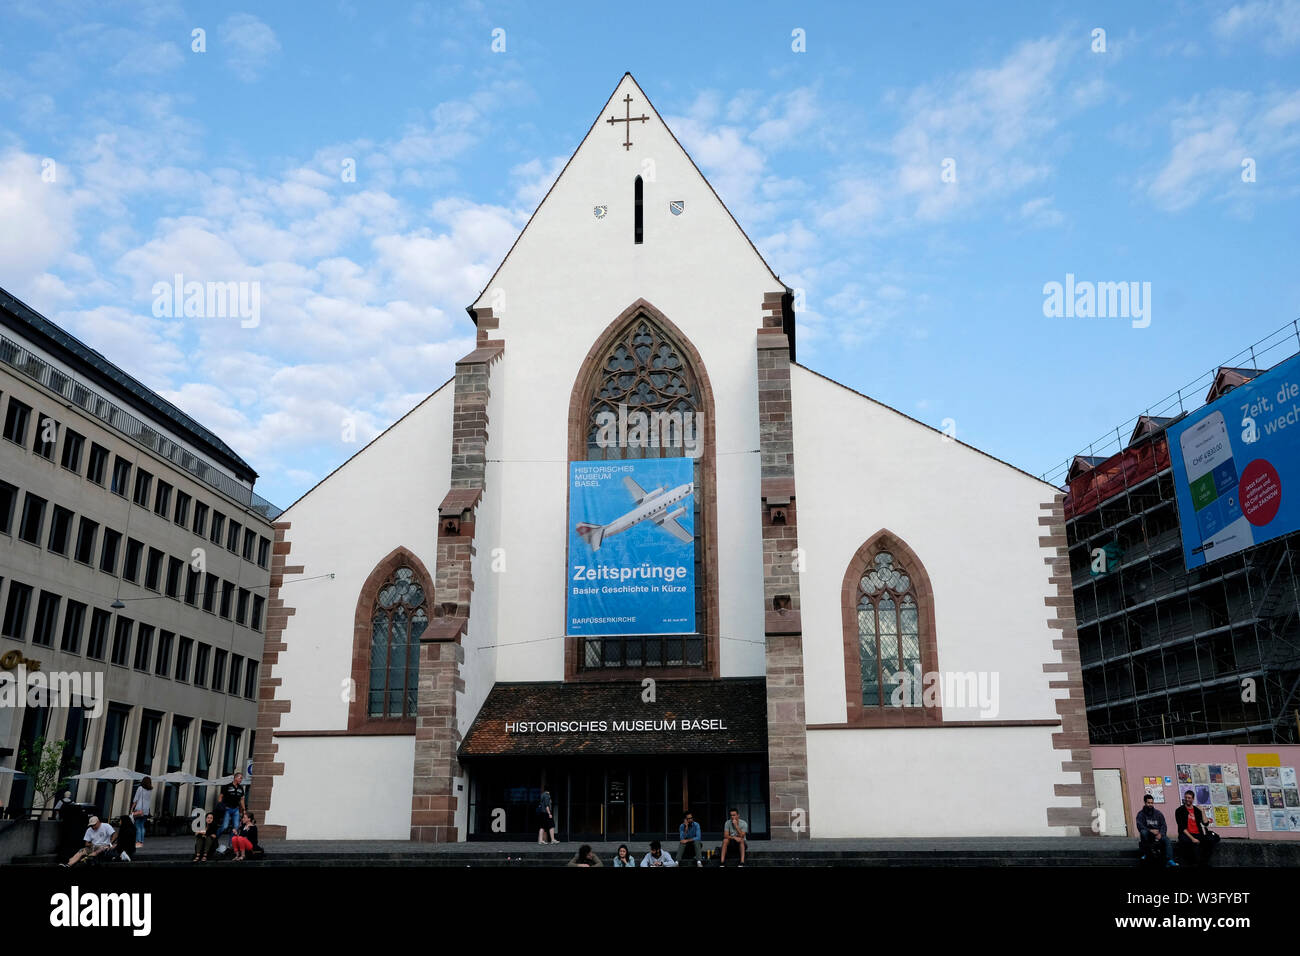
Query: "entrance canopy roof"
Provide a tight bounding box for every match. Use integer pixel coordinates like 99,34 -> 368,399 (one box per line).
459,678 -> 767,759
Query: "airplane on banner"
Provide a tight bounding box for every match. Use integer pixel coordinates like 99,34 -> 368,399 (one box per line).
575,475 -> 694,550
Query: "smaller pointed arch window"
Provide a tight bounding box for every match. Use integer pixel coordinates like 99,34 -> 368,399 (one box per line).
840,531 -> 940,726
857,553 -> 921,707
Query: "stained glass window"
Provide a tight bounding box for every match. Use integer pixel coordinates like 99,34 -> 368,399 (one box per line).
581,315 -> 706,669
858,552 -> 920,707
368,567 -> 427,717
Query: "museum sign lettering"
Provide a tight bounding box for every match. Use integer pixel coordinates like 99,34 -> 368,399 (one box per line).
504,717 -> 729,734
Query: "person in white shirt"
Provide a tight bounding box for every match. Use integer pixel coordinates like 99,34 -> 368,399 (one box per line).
130,777 -> 154,848
640,840 -> 678,867
64,816 -> 115,867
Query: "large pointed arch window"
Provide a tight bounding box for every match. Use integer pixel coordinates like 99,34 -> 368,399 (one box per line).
569,302 -> 717,677
367,567 -> 427,718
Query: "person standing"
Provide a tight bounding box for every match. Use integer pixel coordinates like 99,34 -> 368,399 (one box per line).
1135,794 -> 1176,867
678,811 -> 702,867
218,772 -> 246,837
719,808 -> 748,866
129,776 -> 154,849
1175,790 -> 1219,866
536,789 -> 557,844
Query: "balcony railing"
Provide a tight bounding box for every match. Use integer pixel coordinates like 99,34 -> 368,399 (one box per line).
0,332 -> 281,520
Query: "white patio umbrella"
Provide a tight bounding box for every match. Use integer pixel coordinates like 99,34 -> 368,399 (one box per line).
0,767 -> 26,776
70,766 -> 145,781
154,772 -> 207,785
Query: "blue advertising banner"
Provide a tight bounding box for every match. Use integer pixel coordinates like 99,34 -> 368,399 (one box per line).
567,458 -> 695,636
1168,353 -> 1300,570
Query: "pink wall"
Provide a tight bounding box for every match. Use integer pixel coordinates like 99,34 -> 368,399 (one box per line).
1092,744 -> 1300,840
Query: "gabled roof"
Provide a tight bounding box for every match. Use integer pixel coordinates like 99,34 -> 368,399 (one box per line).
1205,366 -> 1260,404
467,72 -> 787,323
279,376 -> 454,515
1068,455 -> 1108,482
1127,414 -> 1177,448
0,286 -> 258,482
793,362 -> 1061,490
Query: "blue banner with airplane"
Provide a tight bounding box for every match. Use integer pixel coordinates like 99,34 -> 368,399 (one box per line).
1168,352 -> 1300,570
567,458 -> 696,636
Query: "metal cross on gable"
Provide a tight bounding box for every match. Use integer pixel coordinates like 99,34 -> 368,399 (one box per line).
606,94 -> 649,151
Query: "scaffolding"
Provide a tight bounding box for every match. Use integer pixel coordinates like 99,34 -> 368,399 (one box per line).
1050,320 -> 1300,746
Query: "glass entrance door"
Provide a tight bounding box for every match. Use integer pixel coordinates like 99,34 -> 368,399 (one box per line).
568,768 -> 604,841
606,769 -> 629,840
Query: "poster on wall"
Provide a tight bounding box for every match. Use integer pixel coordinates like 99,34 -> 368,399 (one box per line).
1209,764 -> 1224,783
1249,767 -> 1265,786
1177,764 -> 1193,784
1226,784 -> 1243,805
1285,788 -> 1300,808
1213,806 -> 1231,828
1230,806 -> 1247,827
1166,352 -> 1300,570
1143,777 -> 1165,803
1192,765 -> 1210,784
1272,810 -> 1289,831
1210,784 -> 1228,806
1195,784 -> 1212,804
1255,808 -> 1273,831
1224,764 -> 1240,785
567,459 -> 695,637
1282,767 -> 1298,787
1252,787 -> 1270,806
1269,788 -> 1286,808
1180,784 -> 1196,804
1287,810 -> 1300,831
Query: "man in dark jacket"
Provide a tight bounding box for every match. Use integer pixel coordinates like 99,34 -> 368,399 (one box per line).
1135,794 -> 1176,866
1175,790 -> 1219,866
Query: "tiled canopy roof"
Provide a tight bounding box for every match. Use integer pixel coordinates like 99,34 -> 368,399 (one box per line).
459,678 -> 768,758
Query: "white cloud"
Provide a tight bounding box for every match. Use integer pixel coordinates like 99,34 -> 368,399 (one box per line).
510,155 -> 567,208
1145,89 -> 1300,211
220,13 -> 281,82
112,41 -> 184,75
876,37 -> 1067,225
1018,196 -> 1065,228
666,85 -> 819,223
0,150 -> 84,280
1213,0 -> 1300,53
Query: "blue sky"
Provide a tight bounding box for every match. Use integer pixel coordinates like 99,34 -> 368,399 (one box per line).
2,0 -> 1298,508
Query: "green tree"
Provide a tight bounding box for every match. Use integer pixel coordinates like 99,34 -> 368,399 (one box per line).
18,737 -> 70,855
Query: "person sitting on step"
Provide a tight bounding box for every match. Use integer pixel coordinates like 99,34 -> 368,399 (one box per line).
1136,793 -> 1177,867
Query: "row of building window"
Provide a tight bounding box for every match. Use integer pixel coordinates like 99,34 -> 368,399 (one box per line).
1,392 -> 270,568
0,480 -> 265,629
0,576 -> 259,699
4,700 -> 248,820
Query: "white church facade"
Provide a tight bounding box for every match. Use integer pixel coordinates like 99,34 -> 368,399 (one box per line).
250,75 -> 1095,842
